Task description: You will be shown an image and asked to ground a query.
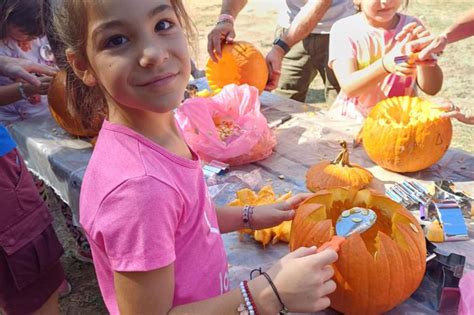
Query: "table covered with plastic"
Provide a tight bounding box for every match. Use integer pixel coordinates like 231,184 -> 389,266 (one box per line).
8,91 -> 474,314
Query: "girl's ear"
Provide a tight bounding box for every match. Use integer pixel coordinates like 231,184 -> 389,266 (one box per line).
66,48 -> 97,87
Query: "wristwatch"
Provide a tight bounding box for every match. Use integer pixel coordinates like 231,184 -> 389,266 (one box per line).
272,38 -> 290,54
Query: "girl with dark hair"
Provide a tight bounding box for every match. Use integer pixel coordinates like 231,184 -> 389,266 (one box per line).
0,0 -> 55,125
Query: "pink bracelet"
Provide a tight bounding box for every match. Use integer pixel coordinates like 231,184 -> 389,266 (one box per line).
217,13 -> 234,25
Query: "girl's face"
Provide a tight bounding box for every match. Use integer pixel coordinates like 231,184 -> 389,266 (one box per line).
356,0 -> 404,28
82,0 -> 190,114
6,24 -> 35,42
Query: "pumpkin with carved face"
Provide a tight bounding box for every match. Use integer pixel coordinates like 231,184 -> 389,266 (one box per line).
362,96 -> 452,173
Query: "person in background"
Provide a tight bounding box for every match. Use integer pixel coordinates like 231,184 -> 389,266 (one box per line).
54,0 -> 338,314
328,0 -> 443,121
208,0 -> 356,104
0,55 -> 67,315
0,0 -> 55,125
398,8 -> 474,125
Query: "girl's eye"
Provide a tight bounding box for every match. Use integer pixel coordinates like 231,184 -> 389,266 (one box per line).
105,35 -> 128,48
155,20 -> 173,32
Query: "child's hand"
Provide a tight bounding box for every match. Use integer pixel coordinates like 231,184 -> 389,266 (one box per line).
251,193 -> 313,230
24,76 -> 52,96
262,247 -> 338,313
434,101 -> 474,125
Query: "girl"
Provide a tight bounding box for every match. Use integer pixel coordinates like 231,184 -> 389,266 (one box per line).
328,0 -> 443,121
54,0 -> 338,314
0,0 -> 55,125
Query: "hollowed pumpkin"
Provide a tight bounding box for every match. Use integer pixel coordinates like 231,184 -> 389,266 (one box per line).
206,41 -> 268,94
290,188 -> 426,315
306,141 -> 373,192
362,96 -> 452,173
48,70 -> 102,138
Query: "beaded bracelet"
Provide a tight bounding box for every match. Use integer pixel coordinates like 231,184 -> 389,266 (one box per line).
217,13 -> 234,25
250,268 -> 288,314
242,205 -> 255,230
238,280 -> 258,315
18,82 -> 29,100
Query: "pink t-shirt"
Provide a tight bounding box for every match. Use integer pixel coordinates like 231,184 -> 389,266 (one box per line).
80,120 -> 229,314
0,37 -> 53,125
328,13 -> 421,121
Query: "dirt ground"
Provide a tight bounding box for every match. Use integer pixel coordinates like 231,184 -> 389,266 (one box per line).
53,1 -> 473,314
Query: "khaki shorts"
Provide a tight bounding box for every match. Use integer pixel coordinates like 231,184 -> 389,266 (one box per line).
273,28 -> 340,104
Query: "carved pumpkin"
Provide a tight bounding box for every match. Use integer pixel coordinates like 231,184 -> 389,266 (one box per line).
290,188 -> 426,315
306,141 -> 373,192
206,41 -> 268,94
48,70 -> 102,138
228,186 -> 292,246
362,96 -> 452,173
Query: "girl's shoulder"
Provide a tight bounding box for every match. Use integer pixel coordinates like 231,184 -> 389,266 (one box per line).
331,13 -> 367,34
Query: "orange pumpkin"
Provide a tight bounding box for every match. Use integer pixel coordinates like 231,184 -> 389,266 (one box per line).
362,96 -> 452,173
290,188 -> 426,315
306,141 -> 373,192
48,70 -> 102,138
206,41 -> 268,94
228,186 -> 292,246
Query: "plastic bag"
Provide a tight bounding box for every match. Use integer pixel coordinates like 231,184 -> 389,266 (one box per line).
459,271 -> 474,315
175,84 -> 276,166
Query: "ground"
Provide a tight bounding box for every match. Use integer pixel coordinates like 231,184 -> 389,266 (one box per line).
53,1 -> 472,314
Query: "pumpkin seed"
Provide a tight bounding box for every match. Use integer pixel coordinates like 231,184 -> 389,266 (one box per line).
409,223 -> 419,233
342,210 -> 351,217
362,209 -> 369,216
351,208 -> 361,214
352,217 -> 362,223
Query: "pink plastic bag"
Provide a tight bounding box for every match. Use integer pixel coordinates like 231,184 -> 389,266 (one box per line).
175,84 -> 276,166
459,271 -> 474,315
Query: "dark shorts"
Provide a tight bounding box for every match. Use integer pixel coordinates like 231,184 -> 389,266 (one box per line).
0,149 -> 65,314
0,225 -> 65,315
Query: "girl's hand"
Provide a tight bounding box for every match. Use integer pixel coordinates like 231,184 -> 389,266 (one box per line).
434,102 -> 474,125
24,76 -> 52,96
251,193 -> 313,230
257,247 -> 338,313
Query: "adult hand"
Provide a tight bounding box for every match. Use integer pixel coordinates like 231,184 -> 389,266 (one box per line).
251,193 -> 312,230
0,56 -> 57,86
265,46 -> 285,91
264,247 -> 338,313
207,21 -> 236,62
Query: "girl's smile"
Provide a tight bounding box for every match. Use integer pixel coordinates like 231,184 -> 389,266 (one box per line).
136,71 -> 178,88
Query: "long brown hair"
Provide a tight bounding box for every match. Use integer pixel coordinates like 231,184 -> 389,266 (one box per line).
0,0 -> 47,40
51,0 -> 196,128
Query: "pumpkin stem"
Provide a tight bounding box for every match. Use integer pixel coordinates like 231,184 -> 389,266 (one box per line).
332,141 -> 351,167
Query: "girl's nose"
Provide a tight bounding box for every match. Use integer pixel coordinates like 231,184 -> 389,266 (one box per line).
139,41 -> 169,68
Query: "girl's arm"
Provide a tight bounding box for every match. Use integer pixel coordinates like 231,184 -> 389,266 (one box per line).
216,193 -> 311,233
114,247 -> 338,315
331,57 -> 389,98
416,63 -> 443,95
0,76 -> 52,106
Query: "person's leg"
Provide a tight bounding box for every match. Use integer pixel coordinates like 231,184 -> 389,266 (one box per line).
309,34 -> 341,106
274,32 -> 319,103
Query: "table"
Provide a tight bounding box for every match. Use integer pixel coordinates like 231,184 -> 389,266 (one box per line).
8,91 -> 474,314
